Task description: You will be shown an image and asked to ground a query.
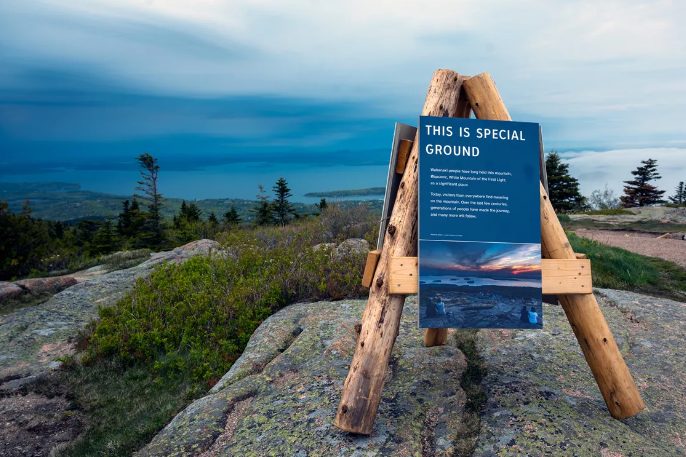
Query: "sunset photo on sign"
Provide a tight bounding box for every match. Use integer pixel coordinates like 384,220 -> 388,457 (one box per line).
419,240 -> 542,328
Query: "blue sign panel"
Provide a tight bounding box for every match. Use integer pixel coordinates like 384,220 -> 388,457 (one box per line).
418,116 -> 542,329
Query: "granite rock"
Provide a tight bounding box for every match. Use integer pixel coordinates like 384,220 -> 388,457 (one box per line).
139,297 -> 469,457
472,288 -> 686,456
0,239 -> 221,391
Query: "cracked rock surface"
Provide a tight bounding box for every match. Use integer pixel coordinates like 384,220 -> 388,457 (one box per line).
473,289 -> 686,456
143,288 -> 686,456
138,297 -> 469,457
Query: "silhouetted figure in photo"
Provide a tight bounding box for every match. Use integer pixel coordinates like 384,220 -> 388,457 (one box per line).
520,305 -> 528,323
528,306 -> 539,325
435,294 -> 446,316
425,297 -> 438,318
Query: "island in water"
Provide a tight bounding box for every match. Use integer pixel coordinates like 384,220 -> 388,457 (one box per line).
304,187 -> 385,198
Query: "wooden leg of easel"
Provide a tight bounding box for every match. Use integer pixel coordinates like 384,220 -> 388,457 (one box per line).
464,72 -> 645,419
539,185 -> 645,419
423,328 -> 448,346
334,70 -> 471,435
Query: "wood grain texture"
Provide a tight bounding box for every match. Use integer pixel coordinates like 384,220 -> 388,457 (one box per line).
465,72 -> 644,420
387,258 -> 592,295
423,327 -> 448,346
361,250 -> 381,288
334,70 -> 470,434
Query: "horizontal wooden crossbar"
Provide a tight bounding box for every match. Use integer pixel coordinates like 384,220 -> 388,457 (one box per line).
388,257 -> 592,295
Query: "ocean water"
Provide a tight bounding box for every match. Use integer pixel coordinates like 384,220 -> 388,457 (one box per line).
0,162 -> 389,203
419,275 -> 541,288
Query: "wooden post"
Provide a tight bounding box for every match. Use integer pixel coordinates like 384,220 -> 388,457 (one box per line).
334,70 -> 471,434
463,72 -> 645,420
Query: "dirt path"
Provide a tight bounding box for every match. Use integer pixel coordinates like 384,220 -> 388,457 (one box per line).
575,229 -> 686,268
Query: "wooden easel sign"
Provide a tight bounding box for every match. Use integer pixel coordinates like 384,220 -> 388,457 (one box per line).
335,69 -> 645,435
418,117 -> 543,329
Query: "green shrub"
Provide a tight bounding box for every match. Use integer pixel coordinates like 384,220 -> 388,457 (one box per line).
85,218 -> 370,383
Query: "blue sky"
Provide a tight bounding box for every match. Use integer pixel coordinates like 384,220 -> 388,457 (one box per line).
1,0 -> 685,199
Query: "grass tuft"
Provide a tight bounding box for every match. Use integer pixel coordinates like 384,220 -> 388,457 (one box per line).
568,232 -> 686,301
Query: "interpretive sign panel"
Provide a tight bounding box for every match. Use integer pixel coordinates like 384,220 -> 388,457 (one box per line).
418,116 -> 542,328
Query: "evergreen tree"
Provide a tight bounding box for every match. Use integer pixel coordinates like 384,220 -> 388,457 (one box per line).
318,198 -> 328,213
669,181 -> 685,206
208,212 -> 219,226
117,200 -> 132,237
545,151 -> 587,212
620,158 -> 666,207
223,206 -> 242,226
92,220 -> 118,255
135,152 -> 164,246
186,202 -> 201,222
253,185 -> 273,226
127,199 -> 145,240
0,201 -> 52,279
272,177 -> 296,226
174,201 -> 201,228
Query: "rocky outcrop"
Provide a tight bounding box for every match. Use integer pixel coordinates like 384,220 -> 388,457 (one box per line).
139,298 -> 470,457
142,288 -> 686,456
0,239 -> 220,391
334,238 -> 370,260
472,288 -> 686,456
15,275 -> 78,296
0,282 -> 24,302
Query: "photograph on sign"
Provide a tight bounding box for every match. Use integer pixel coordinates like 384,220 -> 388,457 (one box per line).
418,116 -> 543,329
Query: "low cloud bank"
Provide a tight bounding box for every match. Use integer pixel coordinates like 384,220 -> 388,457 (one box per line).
560,148 -> 686,199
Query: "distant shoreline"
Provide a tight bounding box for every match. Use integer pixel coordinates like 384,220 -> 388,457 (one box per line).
304,187 -> 385,198
0,181 -> 384,222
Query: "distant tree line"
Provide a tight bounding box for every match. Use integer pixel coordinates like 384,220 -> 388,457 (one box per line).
0,153 -> 327,280
545,152 -> 684,212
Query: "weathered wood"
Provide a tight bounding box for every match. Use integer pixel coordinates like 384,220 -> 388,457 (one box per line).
388,257 -> 592,295
361,250 -> 381,288
541,258 -> 591,294
334,70 -> 470,434
464,72 -> 645,420
395,139 -> 413,174
387,256 -> 417,293
423,327 -> 448,346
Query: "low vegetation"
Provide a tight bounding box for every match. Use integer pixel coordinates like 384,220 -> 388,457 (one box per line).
53,204 -> 377,456
569,232 -> 686,301
578,208 -> 633,216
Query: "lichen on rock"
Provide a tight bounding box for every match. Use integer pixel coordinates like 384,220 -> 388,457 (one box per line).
139,297 -> 469,457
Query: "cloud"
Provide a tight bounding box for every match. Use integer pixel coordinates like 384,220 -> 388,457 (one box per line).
0,0 -> 684,184
560,148 -> 686,198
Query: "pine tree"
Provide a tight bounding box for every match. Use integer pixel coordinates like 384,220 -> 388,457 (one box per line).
620,158 -> 666,207
135,153 -> 164,246
272,177 -> 296,226
223,206 -> 242,226
253,185 -> 273,226
545,152 -> 587,212
175,201 -> 201,227
128,198 -> 145,236
318,198 -> 328,213
92,220 -> 118,255
669,181 -> 685,206
117,200 -> 133,237
208,212 -> 218,225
